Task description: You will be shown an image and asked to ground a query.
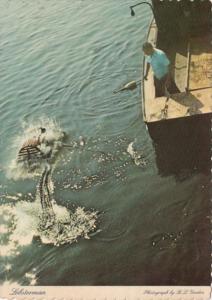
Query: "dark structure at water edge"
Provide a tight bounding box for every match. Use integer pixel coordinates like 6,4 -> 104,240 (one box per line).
130,0 -> 211,285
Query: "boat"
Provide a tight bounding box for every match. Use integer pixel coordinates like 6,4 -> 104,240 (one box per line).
130,1 -> 212,177
131,0 -> 212,140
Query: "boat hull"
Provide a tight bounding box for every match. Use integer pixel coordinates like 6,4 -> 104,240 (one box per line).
147,114 -> 211,178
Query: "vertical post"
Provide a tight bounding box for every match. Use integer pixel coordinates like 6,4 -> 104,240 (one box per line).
185,41 -> 191,93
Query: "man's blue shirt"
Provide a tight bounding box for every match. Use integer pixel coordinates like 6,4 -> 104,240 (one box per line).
146,48 -> 170,80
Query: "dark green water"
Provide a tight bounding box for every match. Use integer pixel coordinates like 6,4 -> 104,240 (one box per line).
0,0 -> 210,286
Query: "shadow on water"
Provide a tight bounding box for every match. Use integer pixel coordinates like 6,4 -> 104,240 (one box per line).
142,115 -> 211,286
148,114 -> 211,181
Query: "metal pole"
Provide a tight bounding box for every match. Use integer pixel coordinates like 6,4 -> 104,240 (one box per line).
185,41 -> 191,93
130,2 -> 156,20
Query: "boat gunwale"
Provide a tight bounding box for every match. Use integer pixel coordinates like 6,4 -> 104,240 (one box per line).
142,17 -> 157,123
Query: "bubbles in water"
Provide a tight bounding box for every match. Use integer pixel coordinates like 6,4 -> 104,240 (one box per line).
151,232 -> 184,250
39,203 -> 98,246
60,136 -> 148,192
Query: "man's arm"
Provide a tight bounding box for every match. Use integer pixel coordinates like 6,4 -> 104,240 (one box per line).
144,63 -> 150,80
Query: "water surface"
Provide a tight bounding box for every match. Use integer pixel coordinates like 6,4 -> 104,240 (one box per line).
0,0 -> 210,286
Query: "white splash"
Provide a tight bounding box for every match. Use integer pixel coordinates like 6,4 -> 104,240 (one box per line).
25,272 -> 37,285
127,141 -> 147,166
0,198 -> 98,255
7,118 -> 65,180
39,202 -> 98,246
1,118 -> 98,251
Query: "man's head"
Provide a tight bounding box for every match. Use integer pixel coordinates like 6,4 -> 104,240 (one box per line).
142,42 -> 154,55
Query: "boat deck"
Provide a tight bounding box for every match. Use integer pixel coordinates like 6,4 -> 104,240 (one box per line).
143,21 -> 212,123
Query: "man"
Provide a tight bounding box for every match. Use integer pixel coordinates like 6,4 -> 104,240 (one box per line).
143,42 -> 179,97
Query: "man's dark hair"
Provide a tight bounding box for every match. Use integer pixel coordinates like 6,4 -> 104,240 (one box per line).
142,42 -> 153,50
